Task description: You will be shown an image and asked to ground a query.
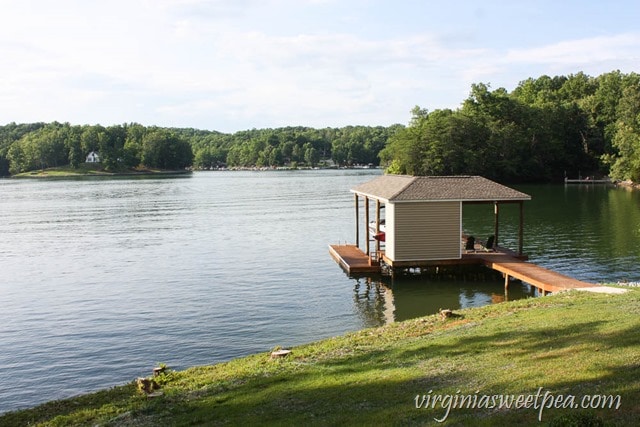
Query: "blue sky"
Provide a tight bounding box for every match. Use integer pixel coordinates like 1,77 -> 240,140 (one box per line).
1,0 -> 639,132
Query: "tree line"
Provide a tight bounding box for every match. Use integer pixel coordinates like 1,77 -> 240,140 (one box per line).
1,70 -> 639,182
381,70 -> 640,183
0,123 -> 398,176
189,125 -> 397,170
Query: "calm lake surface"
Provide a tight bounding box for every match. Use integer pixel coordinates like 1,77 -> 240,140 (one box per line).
1,170 -> 640,413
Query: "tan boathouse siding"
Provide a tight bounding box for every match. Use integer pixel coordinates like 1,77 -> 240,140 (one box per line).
387,201 -> 461,261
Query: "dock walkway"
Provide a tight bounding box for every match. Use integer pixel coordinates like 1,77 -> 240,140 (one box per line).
470,253 -> 598,294
565,178 -> 612,184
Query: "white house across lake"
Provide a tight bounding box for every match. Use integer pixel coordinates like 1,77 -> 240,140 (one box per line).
86,151 -> 100,163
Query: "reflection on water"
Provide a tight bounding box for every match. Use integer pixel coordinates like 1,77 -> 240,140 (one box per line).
352,274 -> 538,325
353,278 -> 395,326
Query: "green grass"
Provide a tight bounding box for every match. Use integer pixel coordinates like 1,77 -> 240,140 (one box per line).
2,288 -> 638,426
13,163 -> 111,177
13,164 -> 190,177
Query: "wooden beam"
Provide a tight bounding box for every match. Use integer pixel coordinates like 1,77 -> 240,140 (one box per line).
518,201 -> 524,255
364,196 -> 370,256
375,199 -> 381,254
354,194 -> 359,249
494,202 -> 500,247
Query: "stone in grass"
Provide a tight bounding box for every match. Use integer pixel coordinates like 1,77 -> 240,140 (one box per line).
270,349 -> 292,359
153,366 -> 167,376
136,377 -> 162,397
439,308 -> 462,320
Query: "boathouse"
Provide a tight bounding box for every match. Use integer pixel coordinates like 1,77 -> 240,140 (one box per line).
349,175 -> 531,267
330,175 -> 618,296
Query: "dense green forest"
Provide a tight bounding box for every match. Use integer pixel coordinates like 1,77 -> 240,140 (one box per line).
0,123 -> 397,176
382,70 -> 640,182
0,123 -> 194,175
1,70 -> 640,182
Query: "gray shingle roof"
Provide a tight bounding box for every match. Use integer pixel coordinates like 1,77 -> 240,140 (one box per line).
351,175 -> 531,202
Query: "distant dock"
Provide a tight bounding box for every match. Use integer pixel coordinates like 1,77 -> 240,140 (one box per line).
564,177 -> 612,184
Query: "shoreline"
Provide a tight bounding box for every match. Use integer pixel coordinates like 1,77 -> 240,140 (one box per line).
11,168 -> 192,179
1,287 -> 637,425
3,165 -> 381,178
615,179 -> 640,190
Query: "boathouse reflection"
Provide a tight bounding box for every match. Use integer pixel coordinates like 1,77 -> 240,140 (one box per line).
352,276 -> 538,327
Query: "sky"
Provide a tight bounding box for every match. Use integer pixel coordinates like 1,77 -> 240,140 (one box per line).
1,0 -> 639,133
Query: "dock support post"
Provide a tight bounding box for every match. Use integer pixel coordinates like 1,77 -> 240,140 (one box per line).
375,199 -> 381,254
494,202 -> 500,247
354,194 -> 359,249
504,273 -> 510,290
365,196 -> 370,256
518,201 -> 524,255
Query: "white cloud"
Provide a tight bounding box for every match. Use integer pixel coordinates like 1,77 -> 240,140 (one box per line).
506,33 -> 640,67
1,1 -> 640,131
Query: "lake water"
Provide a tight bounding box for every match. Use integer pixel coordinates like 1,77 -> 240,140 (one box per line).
1,170 -> 639,413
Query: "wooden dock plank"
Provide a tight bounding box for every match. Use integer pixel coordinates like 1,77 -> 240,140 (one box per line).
475,253 -> 598,293
329,244 -> 381,275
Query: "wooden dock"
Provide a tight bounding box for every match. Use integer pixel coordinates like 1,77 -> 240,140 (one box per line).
334,175 -> 622,295
329,244 -> 382,275
329,244 -> 608,295
564,178 -> 612,184
470,253 -> 598,294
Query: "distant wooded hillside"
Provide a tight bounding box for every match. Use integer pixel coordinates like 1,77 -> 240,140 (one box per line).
381,70 -> 640,183
0,123 -> 398,175
2,70 -> 639,182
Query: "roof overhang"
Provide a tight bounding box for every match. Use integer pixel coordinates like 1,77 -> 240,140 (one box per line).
351,175 -> 531,203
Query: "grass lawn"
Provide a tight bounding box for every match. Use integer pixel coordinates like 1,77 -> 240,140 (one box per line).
1,288 -> 638,426
12,164 -> 189,177
13,163 -> 112,177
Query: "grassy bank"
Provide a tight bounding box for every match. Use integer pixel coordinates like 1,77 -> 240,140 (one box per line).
2,289 -> 638,426
12,164 -> 190,177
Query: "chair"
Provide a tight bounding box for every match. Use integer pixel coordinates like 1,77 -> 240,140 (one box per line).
464,236 -> 475,252
483,235 -> 495,252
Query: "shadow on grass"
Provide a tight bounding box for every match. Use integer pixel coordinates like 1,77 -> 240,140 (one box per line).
142,317 -> 639,426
